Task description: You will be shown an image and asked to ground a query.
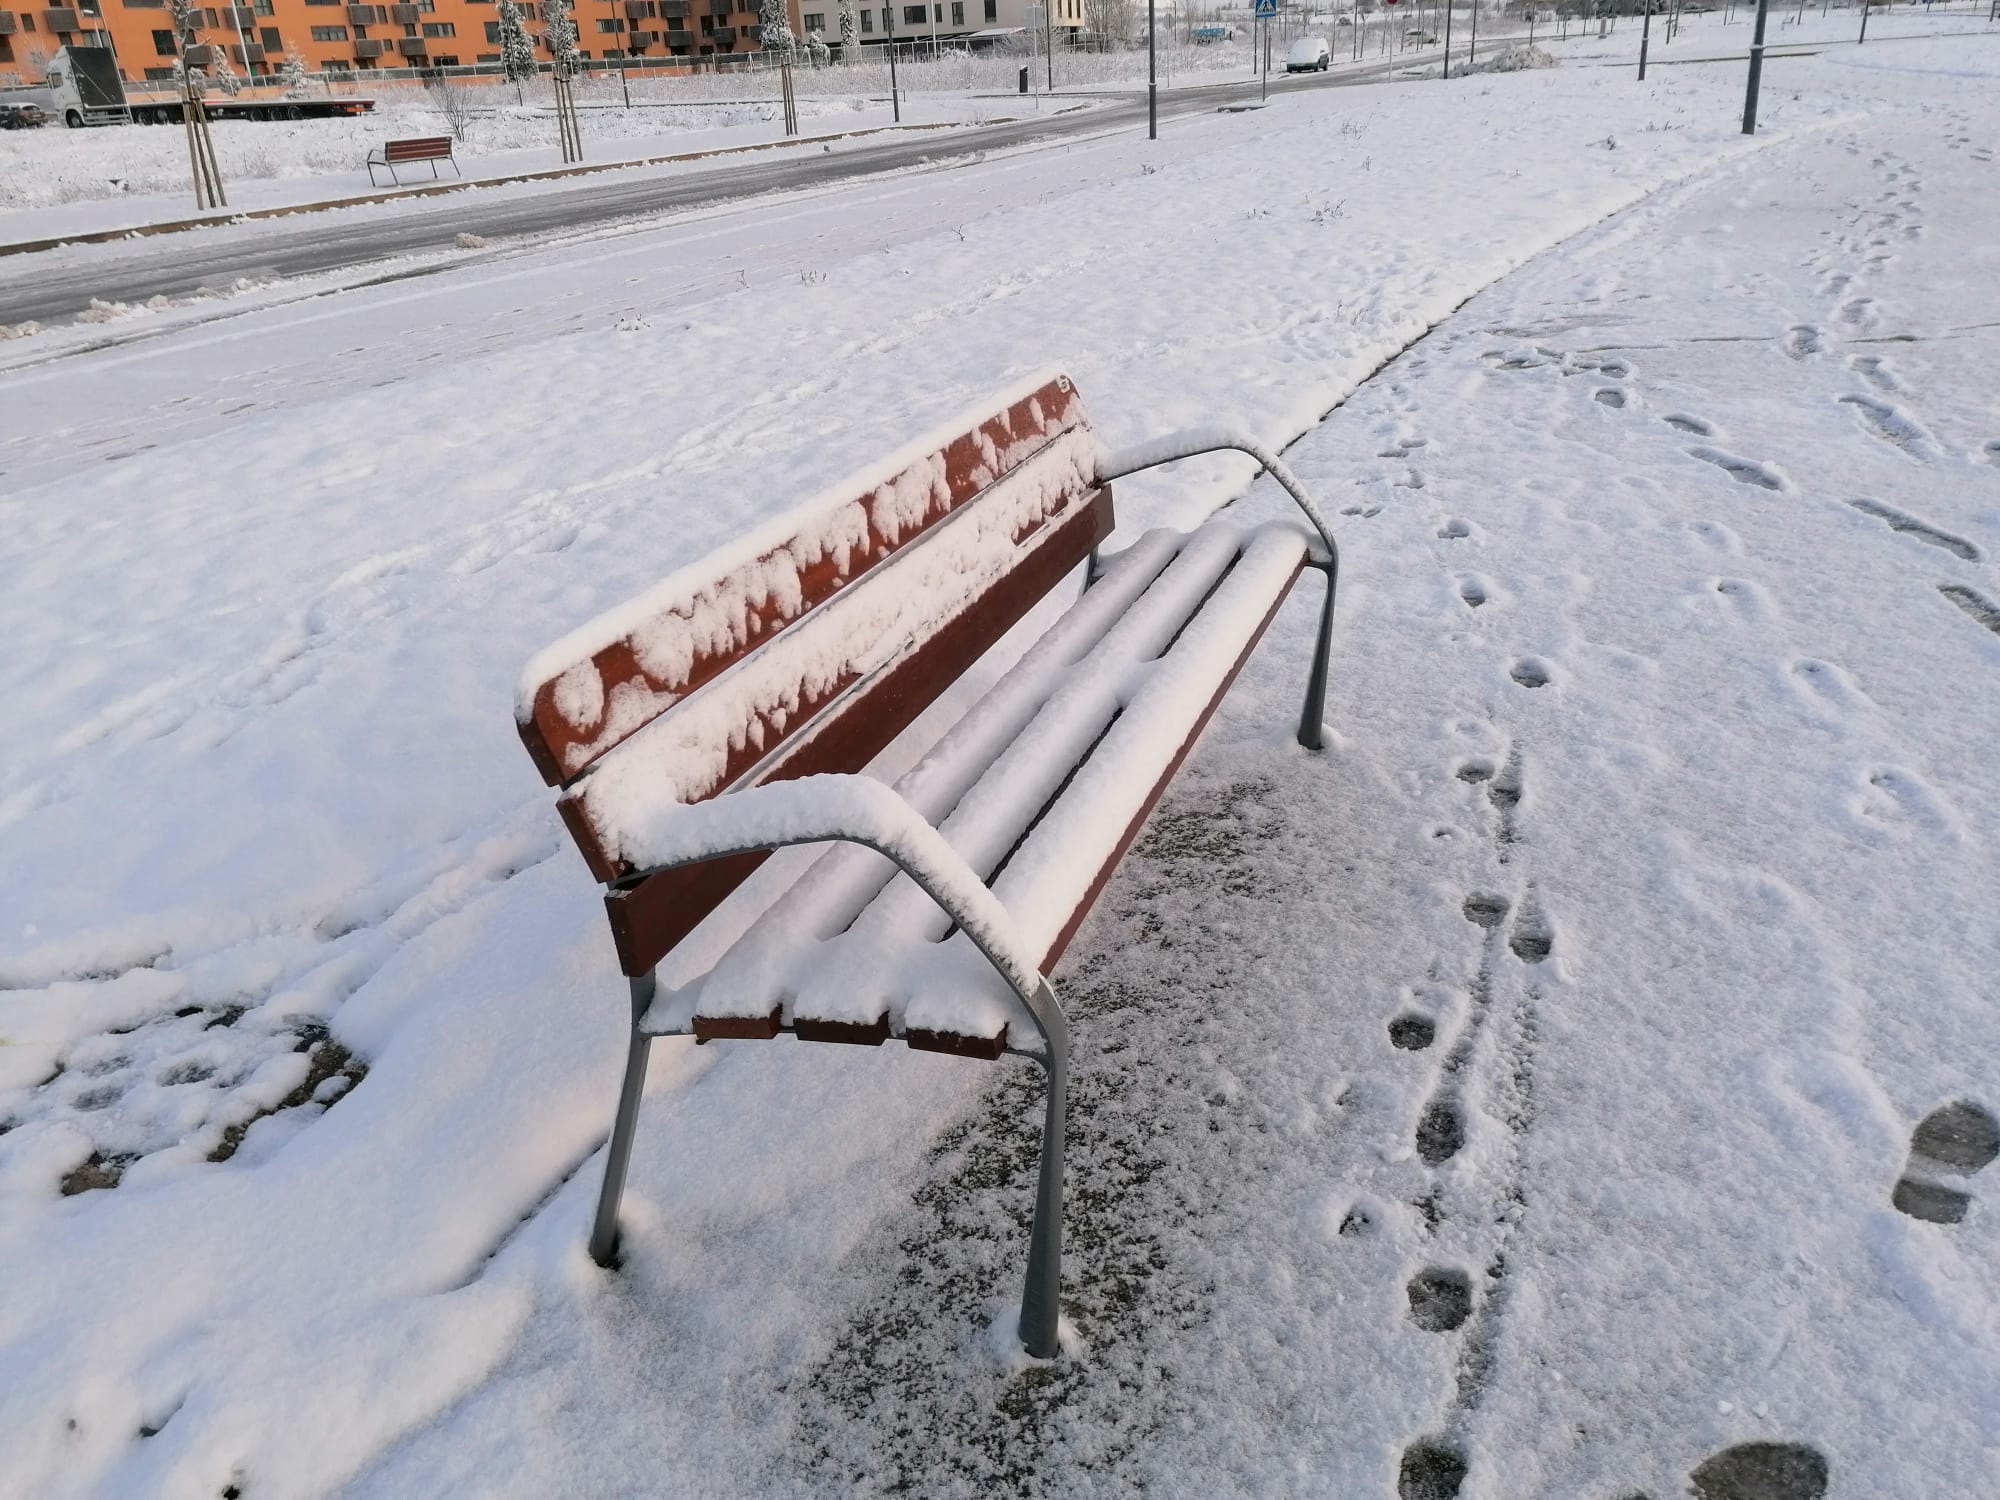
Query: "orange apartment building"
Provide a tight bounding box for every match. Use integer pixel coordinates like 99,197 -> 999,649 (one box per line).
0,0 -> 807,83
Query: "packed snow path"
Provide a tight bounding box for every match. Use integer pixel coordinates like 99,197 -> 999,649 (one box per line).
1,39 -> 1997,1500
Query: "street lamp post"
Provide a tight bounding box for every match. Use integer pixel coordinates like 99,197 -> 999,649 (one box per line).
1858,0 -> 1871,40
1442,0 -> 1454,76
1741,0 -> 1770,131
1638,0 -> 1653,75
1147,0 -> 1157,137
884,0 -> 900,119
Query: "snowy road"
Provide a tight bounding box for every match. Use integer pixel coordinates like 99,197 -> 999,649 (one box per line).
0,54 -> 1482,330
2,34 -> 1997,1500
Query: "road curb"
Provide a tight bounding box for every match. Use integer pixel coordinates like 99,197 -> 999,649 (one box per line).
0,117 -> 967,260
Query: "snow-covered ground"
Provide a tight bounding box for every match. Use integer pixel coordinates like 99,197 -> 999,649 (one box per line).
1,29 -> 1997,1500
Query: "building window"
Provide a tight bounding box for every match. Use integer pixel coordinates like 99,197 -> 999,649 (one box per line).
311,24 -> 346,39
699,13 -> 711,29
483,18 -> 499,38
421,18 -> 452,34
901,4 -> 922,22
857,6 -> 870,27
949,0 -> 960,21
325,55 -> 349,66
982,0 -> 992,15
801,9 -> 820,26
150,26 -> 174,50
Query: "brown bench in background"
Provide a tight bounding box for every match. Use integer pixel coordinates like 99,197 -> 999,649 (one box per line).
366,135 -> 459,187
516,372 -> 1342,1358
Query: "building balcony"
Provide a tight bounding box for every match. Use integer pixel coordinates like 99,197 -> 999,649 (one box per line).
231,41 -> 265,61
711,23 -> 733,42
352,36 -> 387,54
222,5 -> 255,24
45,8 -> 81,31
397,34 -> 427,53
347,4 -> 381,22
0,11 -> 17,31
390,3 -> 420,21
658,0 -> 686,14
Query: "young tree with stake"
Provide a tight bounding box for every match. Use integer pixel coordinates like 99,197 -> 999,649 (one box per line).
760,0 -> 797,54
498,0 -> 538,99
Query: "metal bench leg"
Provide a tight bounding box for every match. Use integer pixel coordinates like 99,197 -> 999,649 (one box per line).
1017,1015 -> 1069,1359
1298,557 -> 1338,752
588,970 -> 658,1268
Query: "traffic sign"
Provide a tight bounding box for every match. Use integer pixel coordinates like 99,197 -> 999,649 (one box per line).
1254,0 -> 1278,17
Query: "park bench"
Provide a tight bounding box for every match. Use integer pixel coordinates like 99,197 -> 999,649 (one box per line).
366,135 -> 459,187
516,372 -> 1340,1358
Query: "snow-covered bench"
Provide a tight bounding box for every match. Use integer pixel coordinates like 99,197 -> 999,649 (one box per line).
516,372 -> 1340,1357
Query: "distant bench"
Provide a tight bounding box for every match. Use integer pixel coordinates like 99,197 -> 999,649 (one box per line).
366,135 -> 459,187
516,372 -> 1341,1358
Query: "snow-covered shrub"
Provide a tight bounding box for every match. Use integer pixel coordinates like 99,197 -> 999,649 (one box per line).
1472,44 -> 1556,72
760,0 -> 796,54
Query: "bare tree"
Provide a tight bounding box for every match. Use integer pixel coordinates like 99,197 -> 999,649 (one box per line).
426,77 -> 477,142
1083,0 -> 1136,44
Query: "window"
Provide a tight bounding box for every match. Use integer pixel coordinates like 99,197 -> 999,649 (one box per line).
594,16 -> 622,29
982,0 -> 992,16
801,9 -> 820,26
150,26 -> 174,50
901,5 -> 922,22
949,0 -> 960,21
324,55 -> 349,67
311,24 -> 346,39
699,12 -> 710,29
932,2 -> 940,19
254,0 -> 272,12
858,7 -> 869,27
421,18 -> 452,34
482,18 -> 498,38
145,63 -> 178,76
260,25 -> 279,45
665,13 -> 682,27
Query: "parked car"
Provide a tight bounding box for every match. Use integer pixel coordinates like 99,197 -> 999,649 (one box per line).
1286,36 -> 1332,71
1404,28 -> 1441,44
0,100 -> 50,129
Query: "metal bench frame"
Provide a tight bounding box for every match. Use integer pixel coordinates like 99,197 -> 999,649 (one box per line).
366,135 -> 461,187
563,421 -> 1339,1361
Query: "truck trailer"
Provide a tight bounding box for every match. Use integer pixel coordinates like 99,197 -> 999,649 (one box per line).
0,45 -> 375,127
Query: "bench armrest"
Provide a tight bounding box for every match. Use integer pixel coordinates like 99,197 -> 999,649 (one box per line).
1095,425 -> 1340,569
614,773 -> 1050,1016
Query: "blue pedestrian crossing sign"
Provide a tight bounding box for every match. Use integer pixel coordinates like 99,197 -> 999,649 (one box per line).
1254,0 -> 1278,16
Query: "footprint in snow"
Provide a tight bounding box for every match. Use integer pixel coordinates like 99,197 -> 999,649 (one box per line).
1847,354 -> 1900,392
1594,387 -> 1628,410
1939,583 -> 2000,637
1405,1267 -> 1473,1332
1456,576 -> 1490,610
1688,520 -> 1743,555
1854,765 -> 1961,841
1785,657 -> 1872,717
1846,499 -> 1978,561
1893,1100 -> 2000,1225
1663,413 -> 1715,437
1688,447 -> 1788,492
1438,518 -> 1473,541
1783,326 -> 1824,360
1709,578 -> 1775,623
1399,1441 -> 1468,1500
1507,894 -> 1553,964
1389,1014 -> 1437,1051
1509,657 -> 1554,690
1689,1444 -> 1829,1500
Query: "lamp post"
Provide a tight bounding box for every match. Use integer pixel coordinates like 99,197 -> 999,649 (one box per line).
884,0 -> 899,119
1858,0 -> 1871,40
1741,0 -> 1770,132
1638,0 -> 1652,75
1146,0 -> 1156,137
1442,0 -> 1453,76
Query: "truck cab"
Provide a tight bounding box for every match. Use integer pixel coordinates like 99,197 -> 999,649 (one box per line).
0,45 -> 133,128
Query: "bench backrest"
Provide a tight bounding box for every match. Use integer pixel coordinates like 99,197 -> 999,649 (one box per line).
383,136 -> 452,162
517,372 -> 1114,976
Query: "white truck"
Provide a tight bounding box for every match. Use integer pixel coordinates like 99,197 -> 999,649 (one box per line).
0,45 -> 130,128
0,44 -> 375,127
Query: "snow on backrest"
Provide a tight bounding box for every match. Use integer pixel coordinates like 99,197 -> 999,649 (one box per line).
517,373 -> 1096,802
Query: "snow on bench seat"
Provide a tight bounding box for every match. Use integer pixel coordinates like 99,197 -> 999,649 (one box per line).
618,519 -> 1310,1053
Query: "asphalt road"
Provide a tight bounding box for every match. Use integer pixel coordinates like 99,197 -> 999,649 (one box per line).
1,55 -> 1488,328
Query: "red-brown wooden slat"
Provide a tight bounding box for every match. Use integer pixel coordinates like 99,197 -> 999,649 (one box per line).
517,375 -> 1087,788
383,138 -> 452,162
598,487 -> 1114,973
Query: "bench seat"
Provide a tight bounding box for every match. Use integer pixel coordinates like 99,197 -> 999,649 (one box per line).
618,518 -> 1312,1052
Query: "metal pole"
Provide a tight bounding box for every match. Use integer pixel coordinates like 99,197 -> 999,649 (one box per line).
1742,0 -> 1769,131
1442,0 -> 1453,75
1638,0 -> 1651,74
1045,0 -> 1054,88
1468,0 -> 1477,63
1147,0 -> 1156,137
886,2 -> 900,119
1858,0 -> 1871,39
